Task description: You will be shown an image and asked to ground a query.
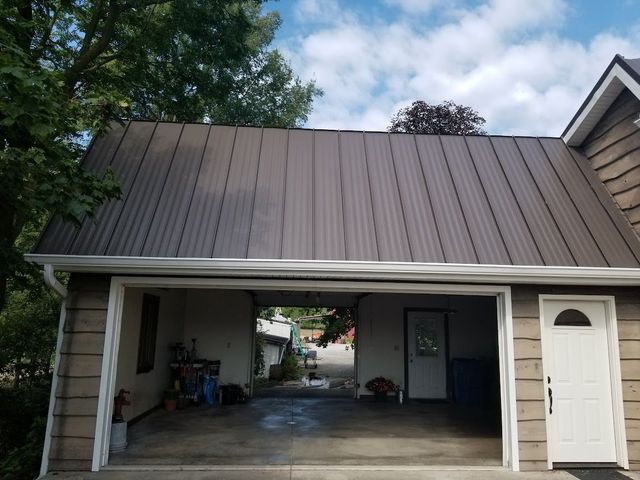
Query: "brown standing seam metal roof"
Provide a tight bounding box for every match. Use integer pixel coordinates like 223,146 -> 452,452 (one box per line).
35,121 -> 640,268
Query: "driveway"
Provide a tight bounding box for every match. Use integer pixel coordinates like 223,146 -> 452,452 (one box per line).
307,342 -> 355,379
256,342 -> 355,396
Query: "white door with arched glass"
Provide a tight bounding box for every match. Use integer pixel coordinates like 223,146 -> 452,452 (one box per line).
541,299 -> 617,464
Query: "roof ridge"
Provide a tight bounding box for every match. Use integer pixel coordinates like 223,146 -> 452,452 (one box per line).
116,119 -> 562,139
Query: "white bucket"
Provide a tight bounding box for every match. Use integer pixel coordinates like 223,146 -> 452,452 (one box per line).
109,421 -> 128,452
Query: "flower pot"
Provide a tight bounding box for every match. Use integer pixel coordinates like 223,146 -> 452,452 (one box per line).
164,399 -> 177,411
374,391 -> 387,402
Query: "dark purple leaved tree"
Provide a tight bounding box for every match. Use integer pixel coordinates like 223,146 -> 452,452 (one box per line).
389,100 -> 486,135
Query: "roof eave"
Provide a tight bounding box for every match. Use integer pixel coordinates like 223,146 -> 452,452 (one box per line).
24,254 -> 640,286
563,55 -> 640,147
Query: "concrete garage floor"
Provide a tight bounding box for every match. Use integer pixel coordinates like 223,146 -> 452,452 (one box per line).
109,397 -> 502,467
43,472 -> 640,480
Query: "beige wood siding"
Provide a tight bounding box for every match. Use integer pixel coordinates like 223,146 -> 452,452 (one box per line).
618,293 -> 640,470
512,287 -> 547,471
512,285 -> 640,471
582,89 -> 640,236
49,274 -> 110,472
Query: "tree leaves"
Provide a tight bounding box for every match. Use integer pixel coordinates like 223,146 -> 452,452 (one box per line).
0,0 -> 319,308
315,308 -> 355,348
389,100 -> 487,135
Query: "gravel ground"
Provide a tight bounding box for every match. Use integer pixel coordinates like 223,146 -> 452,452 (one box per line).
304,342 -> 355,380
255,343 -> 355,396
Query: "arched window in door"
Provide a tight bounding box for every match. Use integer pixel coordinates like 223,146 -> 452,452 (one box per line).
554,308 -> 592,327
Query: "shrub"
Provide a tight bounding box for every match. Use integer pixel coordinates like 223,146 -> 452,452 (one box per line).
254,331 -> 265,377
0,277 -> 59,480
0,380 -> 51,480
280,353 -> 301,381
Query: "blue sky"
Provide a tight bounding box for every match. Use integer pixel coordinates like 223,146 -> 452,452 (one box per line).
263,0 -> 640,135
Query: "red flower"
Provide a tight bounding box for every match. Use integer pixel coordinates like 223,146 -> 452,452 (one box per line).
365,377 -> 397,393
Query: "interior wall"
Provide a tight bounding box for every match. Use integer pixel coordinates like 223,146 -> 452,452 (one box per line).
183,289 -> 254,387
448,298 -> 498,359
357,293 -> 497,397
115,287 -> 186,419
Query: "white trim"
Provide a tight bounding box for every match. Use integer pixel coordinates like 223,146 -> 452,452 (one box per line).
24,254 -> 640,286
538,295 -> 628,470
92,276 -> 520,471
564,63 -> 640,146
109,277 -> 505,294
606,297 -> 630,470
500,287 -> 519,471
92,278 -> 125,471
39,301 -> 67,478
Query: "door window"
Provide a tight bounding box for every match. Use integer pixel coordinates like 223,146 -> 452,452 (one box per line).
415,323 -> 439,357
554,308 -> 591,327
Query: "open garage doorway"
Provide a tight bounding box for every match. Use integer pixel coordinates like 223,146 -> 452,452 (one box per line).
97,279 -> 517,471
252,304 -> 356,399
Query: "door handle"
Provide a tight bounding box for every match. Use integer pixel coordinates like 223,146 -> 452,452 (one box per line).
548,387 -> 553,415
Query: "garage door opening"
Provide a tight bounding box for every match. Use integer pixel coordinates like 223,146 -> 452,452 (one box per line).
97,281 -> 516,471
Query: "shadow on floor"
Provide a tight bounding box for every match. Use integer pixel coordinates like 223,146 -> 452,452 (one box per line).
253,385 -> 355,398
109,397 -> 501,467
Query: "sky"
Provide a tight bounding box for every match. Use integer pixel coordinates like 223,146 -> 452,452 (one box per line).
263,0 -> 640,136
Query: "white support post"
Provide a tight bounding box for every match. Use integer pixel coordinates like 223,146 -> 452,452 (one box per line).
39,301 -> 67,478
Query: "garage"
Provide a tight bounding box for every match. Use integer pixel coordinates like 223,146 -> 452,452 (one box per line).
98,281 -> 512,469
31,97 -> 640,474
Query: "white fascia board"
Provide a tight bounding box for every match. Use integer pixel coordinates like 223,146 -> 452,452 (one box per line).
24,254 -> 640,286
564,64 -> 640,146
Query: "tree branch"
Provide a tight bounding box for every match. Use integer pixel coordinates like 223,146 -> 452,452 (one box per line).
81,2 -> 160,75
78,0 -> 105,59
64,0 -> 120,90
32,1 -> 61,61
81,52 -> 122,73
121,0 -> 171,10
15,0 -> 35,52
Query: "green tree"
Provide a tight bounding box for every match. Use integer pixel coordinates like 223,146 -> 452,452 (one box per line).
1,3 -> 319,477
315,308 -> 355,348
0,217 -> 62,480
253,330 -> 266,377
0,0 -> 320,309
389,100 -> 486,135
0,282 -> 59,480
280,307 -> 327,321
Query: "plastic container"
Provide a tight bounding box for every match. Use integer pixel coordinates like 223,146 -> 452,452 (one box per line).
109,421 -> 127,452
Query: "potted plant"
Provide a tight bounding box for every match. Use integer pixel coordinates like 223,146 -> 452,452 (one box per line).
164,389 -> 179,411
365,377 -> 397,401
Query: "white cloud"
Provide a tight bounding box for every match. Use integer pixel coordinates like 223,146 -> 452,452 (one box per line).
293,0 -> 350,25
383,0 -> 442,14
281,0 -> 640,135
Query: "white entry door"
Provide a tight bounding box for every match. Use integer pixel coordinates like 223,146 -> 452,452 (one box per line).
407,311 -> 446,399
541,299 -> 617,464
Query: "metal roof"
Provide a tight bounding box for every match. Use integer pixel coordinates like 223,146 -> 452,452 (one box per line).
35,121 -> 640,268
625,57 -> 640,77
